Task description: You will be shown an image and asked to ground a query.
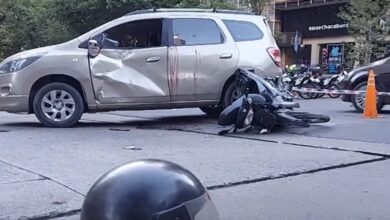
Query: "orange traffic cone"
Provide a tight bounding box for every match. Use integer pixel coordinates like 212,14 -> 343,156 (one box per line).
363,70 -> 378,118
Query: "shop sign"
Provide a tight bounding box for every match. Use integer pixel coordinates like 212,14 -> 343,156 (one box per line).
327,44 -> 344,74
281,3 -> 349,38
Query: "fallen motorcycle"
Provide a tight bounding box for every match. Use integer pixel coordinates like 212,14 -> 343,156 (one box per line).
218,69 -> 330,135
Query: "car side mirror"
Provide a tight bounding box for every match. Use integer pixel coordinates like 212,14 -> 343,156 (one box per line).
88,39 -> 101,58
173,36 -> 186,46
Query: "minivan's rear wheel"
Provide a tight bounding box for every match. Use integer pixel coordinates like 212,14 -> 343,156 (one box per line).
222,82 -> 242,108
33,83 -> 84,128
351,81 -> 384,113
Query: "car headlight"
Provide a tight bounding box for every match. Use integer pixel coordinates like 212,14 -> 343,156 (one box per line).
0,56 -> 42,74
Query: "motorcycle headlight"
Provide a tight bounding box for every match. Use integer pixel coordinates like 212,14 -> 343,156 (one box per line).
0,56 -> 42,74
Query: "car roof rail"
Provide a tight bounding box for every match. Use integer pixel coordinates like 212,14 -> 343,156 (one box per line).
125,8 -> 254,16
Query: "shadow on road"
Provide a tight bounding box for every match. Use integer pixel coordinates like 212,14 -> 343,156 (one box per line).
0,115 -> 216,129
317,108 -> 390,119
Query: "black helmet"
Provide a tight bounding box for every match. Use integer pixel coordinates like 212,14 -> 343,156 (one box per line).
80,159 -> 219,220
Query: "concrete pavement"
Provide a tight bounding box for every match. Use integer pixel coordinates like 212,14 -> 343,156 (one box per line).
0,99 -> 389,220
212,159 -> 390,220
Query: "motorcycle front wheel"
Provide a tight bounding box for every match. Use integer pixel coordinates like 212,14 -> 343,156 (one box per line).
298,83 -> 316,99
275,112 -> 310,127
314,83 -> 325,99
286,112 -> 330,124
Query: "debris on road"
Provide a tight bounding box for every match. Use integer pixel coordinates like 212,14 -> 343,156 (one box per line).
109,128 -> 130,132
51,201 -> 66,205
0,129 -> 11,132
123,146 -> 143,151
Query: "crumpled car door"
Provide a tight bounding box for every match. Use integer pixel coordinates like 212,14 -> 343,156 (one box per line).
88,18 -> 170,105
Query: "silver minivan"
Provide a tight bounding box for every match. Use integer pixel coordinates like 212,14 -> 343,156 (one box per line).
0,9 -> 282,127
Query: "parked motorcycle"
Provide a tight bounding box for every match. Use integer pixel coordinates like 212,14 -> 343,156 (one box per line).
218,69 -> 330,135
282,65 -> 324,99
336,69 -> 348,84
307,67 -> 348,99
312,74 -> 341,98
293,72 -> 320,99
265,76 -> 294,102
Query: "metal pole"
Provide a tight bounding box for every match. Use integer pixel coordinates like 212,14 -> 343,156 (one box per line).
272,1 -> 276,34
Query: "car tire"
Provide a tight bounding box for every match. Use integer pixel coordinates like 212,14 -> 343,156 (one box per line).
199,106 -> 223,117
351,81 -> 384,113
222,82 -> 241,109
33,82 -> 84,128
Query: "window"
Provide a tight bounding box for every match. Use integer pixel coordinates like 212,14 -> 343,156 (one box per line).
102,19 -> 163,49
172,19 -> 224,46
223,20 -> 264,42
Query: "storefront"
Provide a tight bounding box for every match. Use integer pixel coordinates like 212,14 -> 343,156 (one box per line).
276,1 -> 352,73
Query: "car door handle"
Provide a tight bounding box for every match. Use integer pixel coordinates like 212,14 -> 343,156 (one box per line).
146,56 -> 161,63
220,53 -> 233,59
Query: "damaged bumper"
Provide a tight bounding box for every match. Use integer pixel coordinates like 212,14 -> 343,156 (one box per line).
0,80 -> 29,113
0,94 -> 29,113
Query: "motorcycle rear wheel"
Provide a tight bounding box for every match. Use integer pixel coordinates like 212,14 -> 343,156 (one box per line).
328,84 -> 341,98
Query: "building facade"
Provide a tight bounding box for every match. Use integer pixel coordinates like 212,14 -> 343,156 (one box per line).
200,0 -> 352,72
265,0 -> 351,73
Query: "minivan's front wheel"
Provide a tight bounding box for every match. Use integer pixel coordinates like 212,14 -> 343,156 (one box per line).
33,83 -> 84,128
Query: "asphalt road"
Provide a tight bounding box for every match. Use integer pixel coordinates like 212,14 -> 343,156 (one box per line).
0,98 -> 389,220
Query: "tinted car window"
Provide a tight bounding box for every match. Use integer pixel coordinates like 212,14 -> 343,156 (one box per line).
172,19 -> 224,46
102,19 -> 162,49
223,20 -> 263,42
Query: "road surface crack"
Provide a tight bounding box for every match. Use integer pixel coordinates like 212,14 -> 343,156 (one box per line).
206,157 -> 388,191
0,177 -> 46,185
162,128 -> 390,158
20,209 -> 81,220
4,113 -> 388,220
19,157 -> 388,220
0,159 -> 85,197
83,112 -> 390,158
